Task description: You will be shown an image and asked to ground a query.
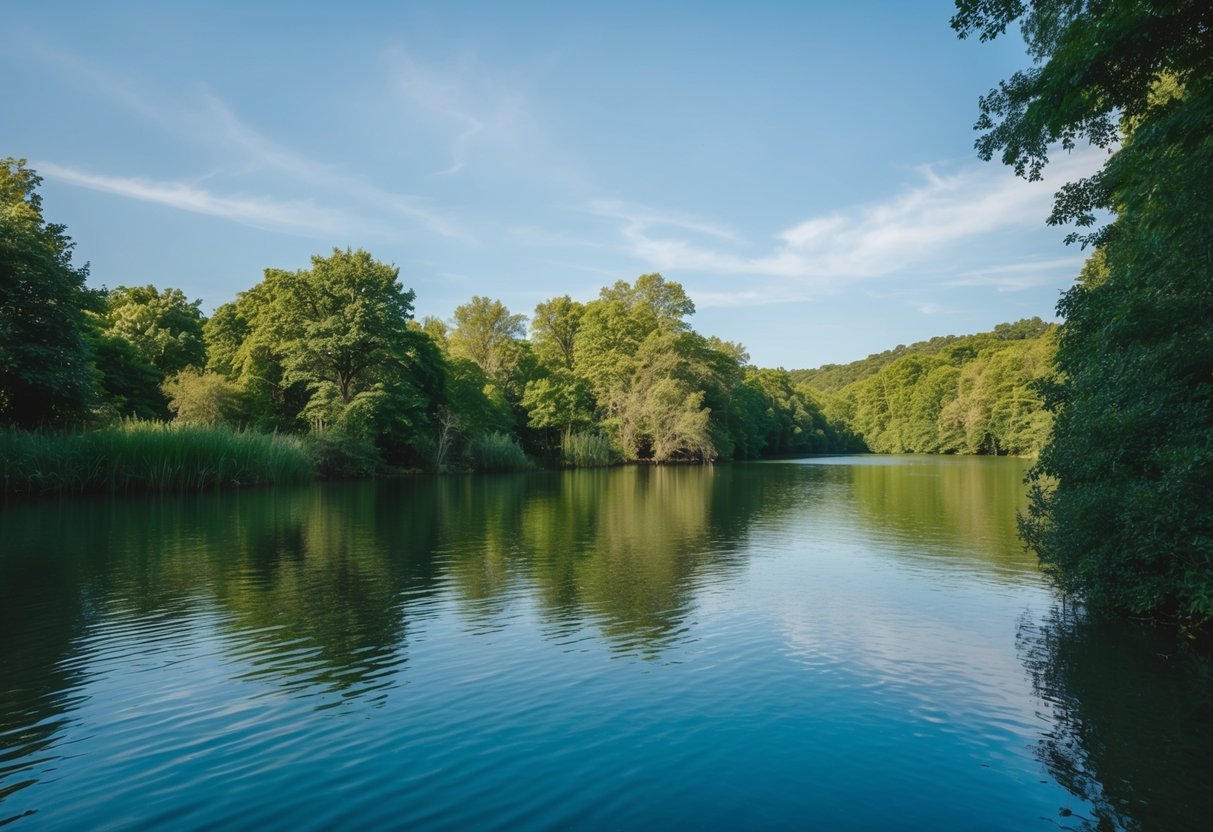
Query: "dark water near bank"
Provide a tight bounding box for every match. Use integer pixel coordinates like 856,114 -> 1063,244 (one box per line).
2,457 -> 1210,830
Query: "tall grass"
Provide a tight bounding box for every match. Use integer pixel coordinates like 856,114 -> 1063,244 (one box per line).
561,431 -> 616,468
1,421 -> 314,496
469,432 -> 533,473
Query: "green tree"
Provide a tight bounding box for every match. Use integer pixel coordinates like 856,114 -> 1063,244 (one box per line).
88,326 -> 166,421
448,296 -> 527,382
203,248 -> 445,460
269,249 -> 415,405
521,370 -> 592,439
530,295 -> 584,371
955,1 -> 1213,616
0,158 -> 95,426
162,369 -> 242,425
101,284 -> 206,376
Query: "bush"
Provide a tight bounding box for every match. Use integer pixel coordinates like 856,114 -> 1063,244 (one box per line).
469,432 -> 532,473
561,431 -> 616,468
303,431 -> 382,479
1,421 -> 313,496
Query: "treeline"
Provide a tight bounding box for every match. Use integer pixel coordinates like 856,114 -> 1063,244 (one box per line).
195,264 -> 864,468
798,319 -> 1058,456
1,157 -> 859,476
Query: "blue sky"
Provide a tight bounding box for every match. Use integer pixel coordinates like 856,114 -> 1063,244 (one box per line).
3,1 -> 1101,368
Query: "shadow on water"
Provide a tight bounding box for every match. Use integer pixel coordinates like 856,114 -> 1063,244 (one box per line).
1018,606 -> 1213,832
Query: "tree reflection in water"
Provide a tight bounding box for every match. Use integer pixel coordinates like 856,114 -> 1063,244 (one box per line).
1018,606 -> 1213,832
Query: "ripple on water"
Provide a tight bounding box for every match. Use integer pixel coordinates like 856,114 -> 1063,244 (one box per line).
1,462 -> 1207,831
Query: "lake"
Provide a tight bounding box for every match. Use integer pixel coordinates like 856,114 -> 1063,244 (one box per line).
2,456 -> 1210,830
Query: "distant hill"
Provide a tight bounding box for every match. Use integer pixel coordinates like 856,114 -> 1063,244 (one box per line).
791,318 -> 1056,393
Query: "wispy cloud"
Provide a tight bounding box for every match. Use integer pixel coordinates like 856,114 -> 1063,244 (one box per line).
588,200 -> 741,242
914,301 -> 961,316
944,256 -> 1085,292
195,93 -> 469,239
36,162 -> 368,237
596,149 -> 1106,305
26,45 -> 468,240
386,47 -> 536,178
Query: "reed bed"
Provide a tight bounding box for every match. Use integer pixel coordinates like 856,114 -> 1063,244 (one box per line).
1,421 -> 314,496
560,431 -> 616,468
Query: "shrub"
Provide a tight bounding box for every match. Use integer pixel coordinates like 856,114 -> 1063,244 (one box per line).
302,431 -> 382,479
469,432 -> 532,473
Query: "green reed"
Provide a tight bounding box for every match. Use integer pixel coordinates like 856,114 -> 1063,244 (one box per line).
1,421 -> 315,496
560,431 -> 616,468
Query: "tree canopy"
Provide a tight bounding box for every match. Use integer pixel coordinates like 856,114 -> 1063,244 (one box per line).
0,158 -> 95,426
954,0 -> 1213,617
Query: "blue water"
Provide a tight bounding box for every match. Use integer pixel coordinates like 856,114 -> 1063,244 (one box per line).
2,458 -> 1209,830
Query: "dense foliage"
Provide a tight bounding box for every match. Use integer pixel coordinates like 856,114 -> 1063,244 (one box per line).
0,158 -> 96,426
954,0 -> 1213,617
801,319 -> 1057,455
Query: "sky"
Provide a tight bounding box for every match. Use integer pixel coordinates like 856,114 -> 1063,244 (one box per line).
2,1 -> 1104,369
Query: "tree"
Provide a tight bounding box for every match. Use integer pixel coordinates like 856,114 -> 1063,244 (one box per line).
448,296 -> 526,382
201,248 -> 446,459
101,284 -> 206,376
88,326 -> 166,421
573,273 -> 695,422
530,295 -> 584,371
0,158 -> 95,426
162,369 -> 241,425
955,1 -> 1213,616
269,249 -> 416,404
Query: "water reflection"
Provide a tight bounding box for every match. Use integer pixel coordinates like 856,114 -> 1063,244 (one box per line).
1,459 -> 1211,831
1018,606 -> 1213,831
796,456 -> 1038,576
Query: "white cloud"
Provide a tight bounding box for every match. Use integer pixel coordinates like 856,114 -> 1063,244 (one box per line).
27,46 -> 468,240
196,94 -> 468,239
35,162 -> 371,238
385,47 -> 538,179
944,256 -> 1086,292
595,148 -> 1106,304
589,200 -> 741,242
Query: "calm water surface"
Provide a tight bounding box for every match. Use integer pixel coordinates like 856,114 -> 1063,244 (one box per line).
2,457 -> 1210,830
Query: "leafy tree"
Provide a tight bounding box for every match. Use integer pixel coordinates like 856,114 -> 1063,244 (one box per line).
202,248 -> 445,460
162,369 -> 242,425
268,249 -> 415,404
101,284 -> 206,376
448,296 -> 526,382
521,370 -> 592,439
530,295 -> 584,371
0,158 -> 95,426
954,1 -> 1213,616
443,356 -> 513,441
572,274 -> 696,436
88,326 -> 166,421
205,287 -> 301,431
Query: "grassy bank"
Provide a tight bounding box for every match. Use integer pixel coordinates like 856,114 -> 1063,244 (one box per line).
1,422 -> 314,496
